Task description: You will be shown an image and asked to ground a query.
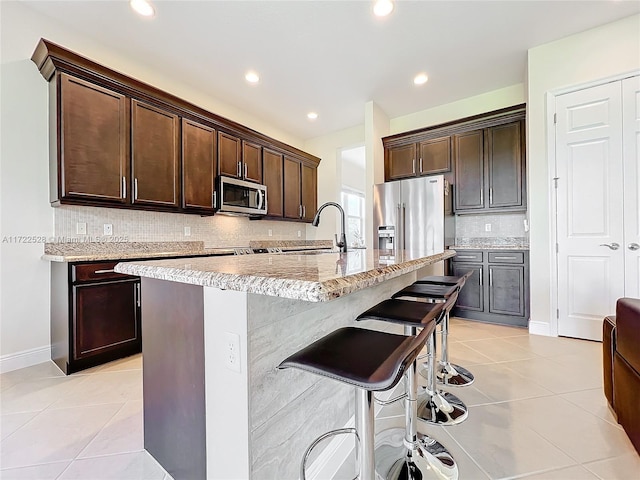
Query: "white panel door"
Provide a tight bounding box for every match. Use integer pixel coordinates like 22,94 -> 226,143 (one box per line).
556,82 -> 624,340
623,76 -> 640,298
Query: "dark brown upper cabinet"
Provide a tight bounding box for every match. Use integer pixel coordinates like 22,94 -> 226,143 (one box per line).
283,156 -> 302,220
31,38 -> 320,216
262,149 -> 284,217
283,156 -> 317,222
383,105 -> 526,214
218,131 -> 263,184
131,100 -> 180,208
242,140 -> 263,183
453,130 -> 484,211
182,119 -> 216,213
218,131 -> 242,178
56,73 -> 129,204
301,163 -> 317,222
418,137 -> 451,175
385,137 -> 451,181
454,120 -> 525,213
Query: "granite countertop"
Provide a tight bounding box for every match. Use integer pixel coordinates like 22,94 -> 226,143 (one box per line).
41,240 -> 335,262
115,249 -> 456,302
452,237 -> 529,250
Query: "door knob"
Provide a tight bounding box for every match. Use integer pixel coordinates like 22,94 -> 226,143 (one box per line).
629,243 -> 640,251
599,243 -> 620,250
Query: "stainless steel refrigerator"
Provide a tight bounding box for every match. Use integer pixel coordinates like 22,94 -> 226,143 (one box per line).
373,175 -> 454,256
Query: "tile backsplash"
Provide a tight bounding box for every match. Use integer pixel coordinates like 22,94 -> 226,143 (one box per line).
455,213 -> 528,238
54,205 -> 306,247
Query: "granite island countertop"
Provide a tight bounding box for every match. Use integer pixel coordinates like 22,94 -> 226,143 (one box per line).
115,249 -> 455,302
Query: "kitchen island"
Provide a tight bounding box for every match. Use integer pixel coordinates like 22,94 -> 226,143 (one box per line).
115,248 -> 455,480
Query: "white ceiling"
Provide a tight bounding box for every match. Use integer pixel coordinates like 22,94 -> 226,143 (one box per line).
22,0 -> 640,140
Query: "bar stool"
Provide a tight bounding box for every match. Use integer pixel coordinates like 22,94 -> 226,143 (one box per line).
390,283 -> 468,426
356,295 -> 460,480
278,318 -> 440,480
414,272 -> 475,387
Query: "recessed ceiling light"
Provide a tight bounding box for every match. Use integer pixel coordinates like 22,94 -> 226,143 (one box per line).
414,73 -> 429,86
130,0 -> 155,17
245,71 -> 260,84
307,112 -> 318,120
373,0 -> 394,17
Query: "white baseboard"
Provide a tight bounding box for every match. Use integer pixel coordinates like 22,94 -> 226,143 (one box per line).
0,345 -> 51,374
529,321 -> 552,337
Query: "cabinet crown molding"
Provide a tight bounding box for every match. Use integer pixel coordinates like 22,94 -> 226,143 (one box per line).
383,104 -> 526,148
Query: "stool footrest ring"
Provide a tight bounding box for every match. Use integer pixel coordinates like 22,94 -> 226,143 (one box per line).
301,427 -> 359,480
375,392 -> 408,406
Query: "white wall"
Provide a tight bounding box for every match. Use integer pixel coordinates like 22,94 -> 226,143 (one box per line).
0,2 -> 306,368
304,125 -> 365,242
527,13 -> 640,335
390,84 -> 525,134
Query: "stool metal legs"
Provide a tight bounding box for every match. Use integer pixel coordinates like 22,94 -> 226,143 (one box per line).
436,312 -> 475,387
374,326 -> 458,480
355,388 -> 376,480
416,328 -> 468,426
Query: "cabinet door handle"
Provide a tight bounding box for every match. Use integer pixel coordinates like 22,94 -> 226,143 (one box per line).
244,163 -> 248,178
237,162 -> 242,178
134,178 -> 138,201
122,177 -> 126,199
299,205 -> 303,218
629,243 -> 640,251
480,190 -> 483,205
303,205 -> 306,218
419,157 -> 423,173
489,269 -> 493,286
479,269 -> 483,286
494,256 -> 516,260
412,158 -> 416,174
136,283 -> 141,307
94,269 -> 115,274
213,191 -> 217,208
457,255 -> 476,259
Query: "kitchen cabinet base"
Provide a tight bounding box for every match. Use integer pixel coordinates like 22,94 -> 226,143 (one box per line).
451,310 -> 528,328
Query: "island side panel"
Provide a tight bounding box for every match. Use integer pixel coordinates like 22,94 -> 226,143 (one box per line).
141,278 -> 206,480
203,288 -> 251,480
247,272 -> 416,480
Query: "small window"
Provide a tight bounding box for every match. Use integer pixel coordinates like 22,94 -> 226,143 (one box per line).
341,189 -> 365,248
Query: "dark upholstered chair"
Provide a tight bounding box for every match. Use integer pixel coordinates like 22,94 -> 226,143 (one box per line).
603,297 -> 640,454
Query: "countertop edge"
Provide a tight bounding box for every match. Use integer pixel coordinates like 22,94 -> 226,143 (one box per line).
115,250 -> 455,302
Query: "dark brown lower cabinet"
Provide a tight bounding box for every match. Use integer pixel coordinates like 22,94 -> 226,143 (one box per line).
51,261 -> 141,374
449,249 -> 529,327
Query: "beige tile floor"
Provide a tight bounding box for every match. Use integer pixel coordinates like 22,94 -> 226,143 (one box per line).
332,318 -> 640,480
1,319 -> 638,479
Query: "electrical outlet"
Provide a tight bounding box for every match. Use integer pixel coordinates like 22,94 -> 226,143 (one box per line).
103,224 -> 113,236
297,230 -> 301,238
223,332 -> 241,372
184,226 -> 191,236
76,222 -> 87,235
484,223 -> 492,232
268,229 -> 273,237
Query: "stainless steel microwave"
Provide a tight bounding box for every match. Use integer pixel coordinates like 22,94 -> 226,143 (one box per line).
216,176 -> 268,216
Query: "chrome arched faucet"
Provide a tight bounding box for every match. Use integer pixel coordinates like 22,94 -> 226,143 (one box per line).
311,202 -> 348,253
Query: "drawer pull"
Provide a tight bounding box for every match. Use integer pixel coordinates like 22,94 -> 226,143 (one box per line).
457,255 -> 476,259
494,256 -> 516,260
94,269 -> 115,274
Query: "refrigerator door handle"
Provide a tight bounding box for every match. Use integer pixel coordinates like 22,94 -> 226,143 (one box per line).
402,203 -> 407,250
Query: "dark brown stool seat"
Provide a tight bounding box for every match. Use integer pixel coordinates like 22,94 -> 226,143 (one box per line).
356,296 -> 460,480
392,283 -> 458,301
279,312 -> 442,480
279,326 -> 430,392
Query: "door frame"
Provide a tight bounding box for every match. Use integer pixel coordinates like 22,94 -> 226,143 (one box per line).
547,70 -> 640,338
